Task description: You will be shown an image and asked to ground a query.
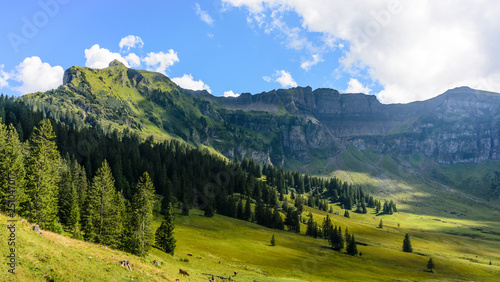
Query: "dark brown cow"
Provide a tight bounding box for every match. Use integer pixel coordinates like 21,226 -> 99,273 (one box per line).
179,268 -> 189,277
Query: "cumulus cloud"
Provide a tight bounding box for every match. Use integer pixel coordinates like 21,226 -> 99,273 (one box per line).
143,50 -> 179,74
119,35 -> 144,51
0,65 -> 9,88
85,44 -> 130,69
275,70 -> 297,88
125,53 -> 141,68
172,74 -> 212,93
195,3 -> 214,25
263,70 -> 298,88
223,0 -> 500,103
345,78 -> 372,94
13,57 -> 64,94
223,90 -> 240,97
301,54 -> 323,71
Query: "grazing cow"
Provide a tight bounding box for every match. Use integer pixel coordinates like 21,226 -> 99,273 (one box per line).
234,271 -> 238,276
179,268 -> 189,277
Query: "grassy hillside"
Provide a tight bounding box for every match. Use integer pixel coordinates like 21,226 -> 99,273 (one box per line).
2,196 -> 499,281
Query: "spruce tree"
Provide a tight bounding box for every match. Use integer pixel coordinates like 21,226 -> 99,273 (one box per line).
402,233 -> 413,252
346,235 -> 358,255
236,199 -> 244,219
272,206 -> 284,230
127,172 -> 155,256
58,159 -> 81,237
24,120 -> 61,230
83,160 -> 121,246
378,219 -> 383,228
155,203 -> 176,255
306,212 -> 315,237
0,124 -> 26,215
270,234 -> 275,246
243,196 -> 252,221
344,210 -> 350,218
427,258 -> 434,272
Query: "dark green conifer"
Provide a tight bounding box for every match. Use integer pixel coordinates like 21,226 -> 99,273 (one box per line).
427,258 -> 434,271
127,172 -> 155,256
403,233 -> 413,252
346,235 -> 358,255
24,120 -> 61,230
155,203 -> 176,255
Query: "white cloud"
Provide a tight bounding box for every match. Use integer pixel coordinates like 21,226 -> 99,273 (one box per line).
345,78 -> 372,94
301,54 -> 323,71
195,3 -> 214,25
172,74 -> 212,93
223,90 -> 240,97
0,65 -> 9,88
85,44 -> 130,69
125,53 -> 141,68
13,57 -> 64,94
143,50 -> 179,74
119,35 -> 144,51
262,76 -> 271,82
223,0 -> 500,103
275,70 -> 297,88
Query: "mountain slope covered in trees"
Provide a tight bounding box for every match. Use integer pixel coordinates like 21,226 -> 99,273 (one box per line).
17,61 -> 500,212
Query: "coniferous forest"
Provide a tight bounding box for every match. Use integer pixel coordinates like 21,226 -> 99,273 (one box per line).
0,95 -> 395,257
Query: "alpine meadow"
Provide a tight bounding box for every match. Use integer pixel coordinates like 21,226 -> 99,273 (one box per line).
1,1 -> 500,281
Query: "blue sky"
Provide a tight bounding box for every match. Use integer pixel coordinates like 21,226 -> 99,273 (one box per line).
1,0 -> 499,103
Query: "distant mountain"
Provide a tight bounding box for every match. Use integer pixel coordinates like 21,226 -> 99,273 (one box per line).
20,61 -> 500,202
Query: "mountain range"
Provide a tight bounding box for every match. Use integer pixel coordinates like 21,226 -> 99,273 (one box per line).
21,60 -> 500,206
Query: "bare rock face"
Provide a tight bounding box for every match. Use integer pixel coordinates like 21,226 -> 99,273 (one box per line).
211,86 -> 500,166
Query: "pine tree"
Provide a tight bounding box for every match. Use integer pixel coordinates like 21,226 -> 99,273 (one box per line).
306,212 -> 315,237
272,206 -> 284,230
402,233 -> 413,252
236,199 -> 244,219
378,219 -> 383,228
58,159 -> 81,237
83,160 -> 121,246
127,172 -> 155,256
23,120 -> 61,230
203,200 -> 215,217
155,203 -> 176,255
243,196 -> 252,221
270,234 -> 275,246
0,124 -> 26,215
346,235 -> 358,255
427,258 -> 434,272
344,210 -> 350,218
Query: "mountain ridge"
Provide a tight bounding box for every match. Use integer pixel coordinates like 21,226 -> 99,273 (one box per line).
18,63 -> 500,203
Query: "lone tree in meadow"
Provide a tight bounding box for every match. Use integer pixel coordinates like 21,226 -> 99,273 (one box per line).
378,219 -> 383,228
402,233 -> 413,253
427,258 -> 435,272
344,210 -> 350,218
270,234 -> 276,246
155,202 -> 176,255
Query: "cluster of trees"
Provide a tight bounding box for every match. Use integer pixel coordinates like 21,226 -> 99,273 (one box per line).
304,213 -> 358,255
0,117 -> 175,256
263,161 -> 396,215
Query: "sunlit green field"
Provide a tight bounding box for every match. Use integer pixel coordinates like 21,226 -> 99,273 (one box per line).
2,194 -> 499,281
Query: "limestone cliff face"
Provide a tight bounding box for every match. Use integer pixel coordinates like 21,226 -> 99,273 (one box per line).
391,88 -> 500,164
208,86 -> 500,166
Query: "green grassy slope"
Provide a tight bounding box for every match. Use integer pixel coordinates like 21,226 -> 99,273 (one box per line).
2,196 -> 499,281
